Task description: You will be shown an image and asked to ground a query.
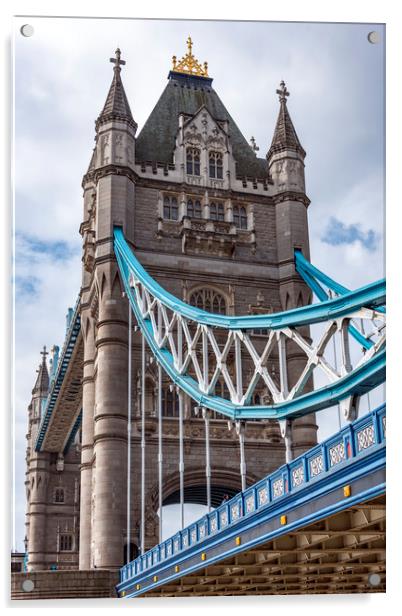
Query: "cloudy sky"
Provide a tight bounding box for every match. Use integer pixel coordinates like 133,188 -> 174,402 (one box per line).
13,17 -> 385,550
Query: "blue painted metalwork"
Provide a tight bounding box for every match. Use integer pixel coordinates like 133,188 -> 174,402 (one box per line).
114,227 -> 385,421
49,345 -> 60,387
114,227 -> 385,330
35,297 -> 81,452
295,255 -> 373,349
117,404 -> 385,598
295,249 -> 385,313
63,410 -> 82,455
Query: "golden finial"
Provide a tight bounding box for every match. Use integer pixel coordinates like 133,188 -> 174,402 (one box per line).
171,37 -> 209,77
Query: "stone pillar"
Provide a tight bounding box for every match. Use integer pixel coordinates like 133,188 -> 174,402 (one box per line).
274,196 -> 318,454
79,308 -> 96,569
27,454 -> 49,571
92,262 -> 128,569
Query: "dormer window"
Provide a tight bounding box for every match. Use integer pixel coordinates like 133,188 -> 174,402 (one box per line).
233,205 -> 248,229
187,198 -> 202,219
186,148 -> 200,176
163,195 -> 178,220
209,151 -> 223,179
210,202 -> 224,221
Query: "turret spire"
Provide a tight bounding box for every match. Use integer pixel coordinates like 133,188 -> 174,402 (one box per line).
32,347 -> 49,395
95,48 -> 137,132
267,80 -> 305,159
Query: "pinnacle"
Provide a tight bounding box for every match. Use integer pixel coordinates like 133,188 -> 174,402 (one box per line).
96,50 -> 137,131
267,82 -> 305,159
32,347 -> 49,395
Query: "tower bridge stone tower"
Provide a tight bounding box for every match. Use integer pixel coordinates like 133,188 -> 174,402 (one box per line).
25,39 -> 318,572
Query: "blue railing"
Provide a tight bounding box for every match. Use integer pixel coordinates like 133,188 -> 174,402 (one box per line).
35,296 -> 81,452
119,404 -> 385,585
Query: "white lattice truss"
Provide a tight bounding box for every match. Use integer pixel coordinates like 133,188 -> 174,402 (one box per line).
128,271 -> 385,422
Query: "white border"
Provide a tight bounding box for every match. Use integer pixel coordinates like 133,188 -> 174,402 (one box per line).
1,0 -> 400,613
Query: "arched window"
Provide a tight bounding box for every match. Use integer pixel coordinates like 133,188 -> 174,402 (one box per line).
233,205 -> 248,229
186,148 -> 200,176
189,288 -> 226,315
210,202 -> 224,221
209,151 -> 223,179
187,198 -> 202,218
163,195 -> 178,220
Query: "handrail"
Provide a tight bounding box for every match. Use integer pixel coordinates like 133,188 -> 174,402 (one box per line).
119,404 -> 386,588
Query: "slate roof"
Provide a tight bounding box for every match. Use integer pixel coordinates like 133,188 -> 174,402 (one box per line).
135,72 -> 270,180
32,355 -> 49,396
267,98 -> 305,159
96,67 -> 137,131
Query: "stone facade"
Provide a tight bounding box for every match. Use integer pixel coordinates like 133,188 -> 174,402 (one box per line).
25,347 -> 81,571
24,46 -> 318,574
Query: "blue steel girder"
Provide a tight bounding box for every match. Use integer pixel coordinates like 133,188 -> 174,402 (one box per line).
35,297 -> 82,452
114,227 -> 386,422
117,405 -> 386,598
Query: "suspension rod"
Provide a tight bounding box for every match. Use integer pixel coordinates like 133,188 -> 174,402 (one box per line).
126,304 -> 132,564
158,363 -> 163,544
140,334 -> 146,555
236,421 -> 247,492
279,419 -> 293,463
330,290 -> 342,430
202,407 -> 211,512
178,390 -> 184,530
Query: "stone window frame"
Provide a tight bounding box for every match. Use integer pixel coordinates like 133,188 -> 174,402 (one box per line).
186,147 -> 201,176
163,195 -> 179,221
59,534 -> 73,552
233,204 -> 248,230
54,487 -> 65,504
161,387 -> 179,418
189,287 -> 227,315
208,150 -> 223,179
210,201 -> 225,222
186,197 -> 202,219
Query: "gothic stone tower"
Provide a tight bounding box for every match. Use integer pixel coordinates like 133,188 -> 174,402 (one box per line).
79,41 -> 317,570
25,346 -> 81,571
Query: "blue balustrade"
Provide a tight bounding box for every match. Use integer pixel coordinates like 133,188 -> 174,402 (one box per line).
120,404 -> 385,588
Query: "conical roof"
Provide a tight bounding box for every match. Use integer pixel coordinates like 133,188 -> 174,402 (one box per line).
267,81 -> 305,159
32,347 -> 49,396
135,71 -> 270,180
96,49 -> 137,131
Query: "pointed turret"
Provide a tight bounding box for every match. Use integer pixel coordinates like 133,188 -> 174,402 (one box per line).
85,48 -> 137,176
95,48 -> 137,132
267,81 -> 307,195
32,346 -> 49,397
268,81 -> 305,159
80,47 -> 137,283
